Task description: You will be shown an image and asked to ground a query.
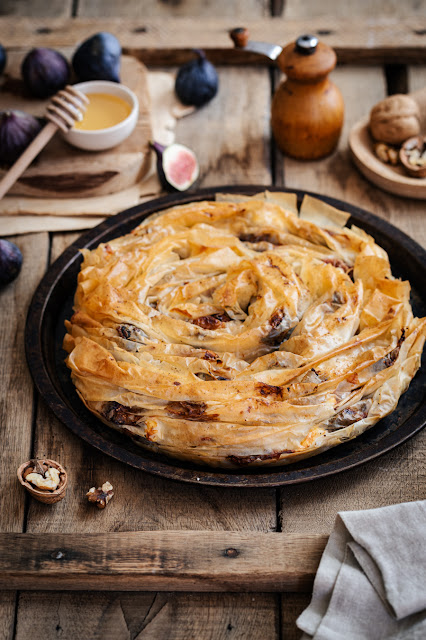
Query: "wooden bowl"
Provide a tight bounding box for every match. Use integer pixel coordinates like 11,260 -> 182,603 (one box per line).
349,117 -> 426,199
399,135 -> 426,178
17,458 -> 68,504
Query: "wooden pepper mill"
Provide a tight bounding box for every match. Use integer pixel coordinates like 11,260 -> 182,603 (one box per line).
271,34 -> 344,160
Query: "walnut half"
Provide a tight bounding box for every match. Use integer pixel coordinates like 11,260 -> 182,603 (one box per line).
17,458 -> 67,504
87,481 -> 114,509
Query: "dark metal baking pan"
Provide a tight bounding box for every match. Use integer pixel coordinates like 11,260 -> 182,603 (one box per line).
25,186 -> 426,487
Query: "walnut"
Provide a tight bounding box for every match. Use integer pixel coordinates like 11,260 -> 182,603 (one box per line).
373,142 -> 399,165
87,481 -> 114,509
25,467 -> 61,491
369,94 -> 420,145
17,458 -> 67,504
399,135 -> 426,178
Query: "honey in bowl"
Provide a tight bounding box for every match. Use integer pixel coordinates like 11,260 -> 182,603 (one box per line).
74,93 -> 132,131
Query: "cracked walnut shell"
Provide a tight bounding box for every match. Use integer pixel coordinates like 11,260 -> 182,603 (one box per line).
369,94 -> 420,145
17,459 -> 67,504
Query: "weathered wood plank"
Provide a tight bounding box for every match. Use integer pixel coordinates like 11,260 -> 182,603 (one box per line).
0,17 -> 425,64
0,0 -> 72,18
283,0 -> 426,19
14,592 -> 277,640
0,231 -> 49,640
0,233 -> 49,534
176,66 -> 272,187
77,0 -> 268,19
408,63 -> 426,93
0,531 -> 327,591
281,593 -> 311,640
0,591 -> 16,640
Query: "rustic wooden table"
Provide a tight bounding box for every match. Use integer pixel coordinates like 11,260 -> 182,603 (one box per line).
1,2 -> 426,639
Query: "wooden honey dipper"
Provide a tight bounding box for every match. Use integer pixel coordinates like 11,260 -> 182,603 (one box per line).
0,85 -> 89,200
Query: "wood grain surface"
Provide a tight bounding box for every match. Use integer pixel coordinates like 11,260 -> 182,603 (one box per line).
284,0 -> 426,19
0,531 -> 327,591
77,0 -> 269,19
0,232 -> 49,640
1,17 -> 426,65
0,2 -> 425,640
3,0 -> 426,20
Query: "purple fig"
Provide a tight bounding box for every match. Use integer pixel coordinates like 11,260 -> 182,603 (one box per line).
0,239 -> 23,286
150,141 -> 199,192
21,48 -> 70,98
72,32 -> 121,83
0,110 -> 43,166
175,49 -> 218,107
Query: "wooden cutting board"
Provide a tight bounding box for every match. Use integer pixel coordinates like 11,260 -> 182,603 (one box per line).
0,52 -> 152,198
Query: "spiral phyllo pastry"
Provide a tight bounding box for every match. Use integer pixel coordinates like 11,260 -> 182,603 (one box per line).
64,192 -> 426,467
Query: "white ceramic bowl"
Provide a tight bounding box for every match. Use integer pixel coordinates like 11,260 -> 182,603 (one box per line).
62,80 -> 139,151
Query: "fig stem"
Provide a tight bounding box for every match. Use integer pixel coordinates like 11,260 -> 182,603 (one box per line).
192,48 -> 206,61
149,140 -> 166,155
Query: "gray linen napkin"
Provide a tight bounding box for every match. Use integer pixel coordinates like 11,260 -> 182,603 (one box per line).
297,501 -> 426,640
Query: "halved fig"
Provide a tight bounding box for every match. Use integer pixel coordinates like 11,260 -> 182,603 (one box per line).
150,141 -> 199,192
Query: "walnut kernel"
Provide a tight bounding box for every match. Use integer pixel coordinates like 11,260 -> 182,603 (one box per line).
26,467 -> 61,491
87,481 -> 114,509
373,142 -> 399,165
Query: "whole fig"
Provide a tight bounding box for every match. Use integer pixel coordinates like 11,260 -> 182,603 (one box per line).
0,110 -> 43,166
0,239 -> 23,286
21,48 -> 70,99
175,49 -> 218,107
72,32 -> 121,83
0,44 -> 6,76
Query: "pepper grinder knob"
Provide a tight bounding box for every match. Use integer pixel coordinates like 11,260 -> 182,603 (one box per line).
295,34 -> 318,55
229,27 -> 250,48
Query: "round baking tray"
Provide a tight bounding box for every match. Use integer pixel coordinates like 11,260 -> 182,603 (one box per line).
25,186 -> 426,487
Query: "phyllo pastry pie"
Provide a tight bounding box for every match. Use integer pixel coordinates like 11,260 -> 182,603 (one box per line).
63,192 -> 426,467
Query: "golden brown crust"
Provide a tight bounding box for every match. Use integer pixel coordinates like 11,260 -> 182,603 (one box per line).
64,194 -> 426,467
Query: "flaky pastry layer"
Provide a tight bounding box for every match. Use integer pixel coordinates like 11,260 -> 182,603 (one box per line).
63,192 -> 426,467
